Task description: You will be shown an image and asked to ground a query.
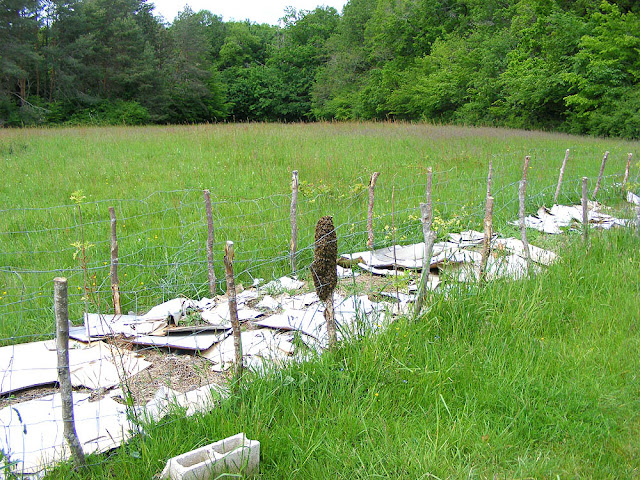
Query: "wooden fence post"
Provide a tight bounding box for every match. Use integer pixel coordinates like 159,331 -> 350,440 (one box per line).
519,156 -> 532,273
413,168 -> 434,320
593,151 -> 609,198
108,207 -> 121,315
582,177 -> 589,244
554,149 -> 570,204
54,277 -> 86,467
223,242 -> 243,380
479,196 -> 494,284
366,172 -> 380,250
623,153 -> 633,191
290,170 -> 299,275
203,190 -> 216,297
486,159 -> 493,198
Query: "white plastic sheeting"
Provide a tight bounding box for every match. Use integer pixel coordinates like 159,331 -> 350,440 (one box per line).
516,203 -> 629,234
342,231 -> 556,281
1,383 -> 226,477
0,340 -> 150,395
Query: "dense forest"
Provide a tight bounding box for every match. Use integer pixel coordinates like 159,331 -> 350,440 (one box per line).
1,0 -> 639,138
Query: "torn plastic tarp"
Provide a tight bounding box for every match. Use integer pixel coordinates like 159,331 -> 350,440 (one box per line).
260,276 -> 304,293
0,340 -> 150,395
516,203 -> 629,234
200,329 -> 297,373
125,330 -> 230,351
342,231 -> 556,282
251,294 -> 387,349
0,391 -> 133,475
1,383 -> 226,477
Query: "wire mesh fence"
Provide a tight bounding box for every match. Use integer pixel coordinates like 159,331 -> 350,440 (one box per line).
0,154 -> 638,476
0,165 -> 636,346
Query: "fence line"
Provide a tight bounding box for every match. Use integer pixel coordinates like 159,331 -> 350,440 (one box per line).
0,166 -> 637,346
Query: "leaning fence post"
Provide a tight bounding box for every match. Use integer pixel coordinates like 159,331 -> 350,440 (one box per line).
366,172 -> 380,250
54,277 -> 86,467
290,170 -> 299,275
554,149 -> 570,204
623,153 -> 633,191
203,190 -> 216,297
582,177 -> 589,244
413,168 -> 434,320
108,207 -> 121,315
593,151 -> 609,198
479,196 -> 494,284
486,159 -> 493,198
223,242 -> 243,381
519,156 -> 532,273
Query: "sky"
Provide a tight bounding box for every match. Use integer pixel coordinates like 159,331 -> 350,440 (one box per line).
151,0 -> 349,25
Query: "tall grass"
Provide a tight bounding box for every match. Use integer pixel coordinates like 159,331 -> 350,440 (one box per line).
0,122 -> 637,344
48,227 -> 640,478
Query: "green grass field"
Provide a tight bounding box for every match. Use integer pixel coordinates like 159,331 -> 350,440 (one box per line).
1,122 -> 637,343
1,122 -> 639,477
48,227 -> 640,479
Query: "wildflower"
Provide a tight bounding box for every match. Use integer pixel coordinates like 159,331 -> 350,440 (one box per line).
374,393 -> 379,397
140,282 -> 144,285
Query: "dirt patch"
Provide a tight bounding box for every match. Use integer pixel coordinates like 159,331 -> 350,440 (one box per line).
124,347 -> 227,404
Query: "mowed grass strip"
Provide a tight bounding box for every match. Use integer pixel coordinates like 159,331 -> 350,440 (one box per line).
49,228 -> 640,479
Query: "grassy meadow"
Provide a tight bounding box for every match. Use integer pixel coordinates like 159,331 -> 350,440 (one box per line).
49,227 -> 640,479
1,122 -> 640,477
1,122 -> 637,343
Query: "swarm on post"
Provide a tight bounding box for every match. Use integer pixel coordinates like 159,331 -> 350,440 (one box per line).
312,216 -> 338,348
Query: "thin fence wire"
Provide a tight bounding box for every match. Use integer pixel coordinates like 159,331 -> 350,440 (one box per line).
0,169 -> 636,346
0,163 -> 637,476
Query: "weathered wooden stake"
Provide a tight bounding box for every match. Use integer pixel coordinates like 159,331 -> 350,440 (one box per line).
413,168 -> 434,320
479,196 -> 494,284
623,153 -> 633,191
518,177 -> 532,273
290,170 -> 299,274
582,177 -> 589,244
54,277 -> 86,467
593,151 -> 609,198
413,210 -> 436,320
554,149 -> 570,204
203,190 -> 216,297
486,159 -> 493,198
366,172 -> 380,250
108,207 -> 121,315
223,242 -> 243,380
522,154 -> 531,183
391,186 -> 399,304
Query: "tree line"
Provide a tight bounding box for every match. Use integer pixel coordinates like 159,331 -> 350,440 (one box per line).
1,0 -> 639,138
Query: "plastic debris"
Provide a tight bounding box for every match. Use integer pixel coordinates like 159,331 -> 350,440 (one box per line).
516,203 -> 629,234
0,340 -> 150,395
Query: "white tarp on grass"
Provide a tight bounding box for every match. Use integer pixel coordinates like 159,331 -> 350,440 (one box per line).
1,383 -> 226,477
0,340 -> 150,395
516,203 -> 629,234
